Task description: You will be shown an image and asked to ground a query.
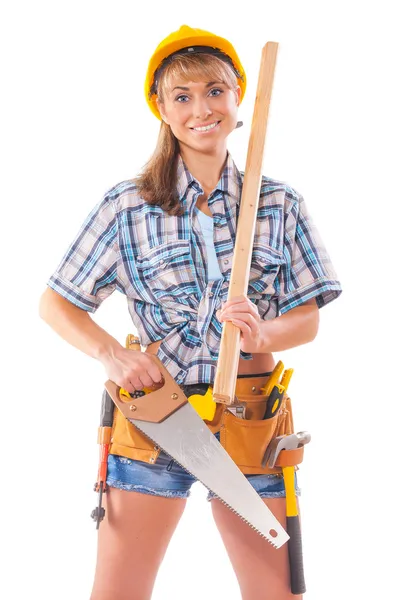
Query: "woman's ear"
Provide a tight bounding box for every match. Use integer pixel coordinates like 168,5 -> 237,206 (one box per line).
235,85 -> 242,106
156,98 -> 169,124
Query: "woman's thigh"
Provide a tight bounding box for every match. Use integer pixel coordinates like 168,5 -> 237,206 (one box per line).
90,487 -> 186,600
211,497 -> 303,600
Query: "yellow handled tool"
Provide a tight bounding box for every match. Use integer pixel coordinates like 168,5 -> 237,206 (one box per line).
188,386 -> 217,421
260,360 -> 285,396
263,367 -> 294,419
262,431 -> 311,594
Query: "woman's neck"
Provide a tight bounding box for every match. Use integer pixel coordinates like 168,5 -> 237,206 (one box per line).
180,145 -> 228,196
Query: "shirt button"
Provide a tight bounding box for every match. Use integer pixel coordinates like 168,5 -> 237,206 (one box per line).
208,291 -> 214,297
223,259 -> 229,265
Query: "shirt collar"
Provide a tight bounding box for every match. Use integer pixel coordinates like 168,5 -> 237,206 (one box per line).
175,151 -> 243,208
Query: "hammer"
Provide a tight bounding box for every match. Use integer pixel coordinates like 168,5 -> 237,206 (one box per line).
262,431 -> 311,470
262,432 -> 311,595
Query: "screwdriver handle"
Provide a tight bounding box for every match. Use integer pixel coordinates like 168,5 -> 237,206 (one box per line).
263,386 -> 284,419
100,390 -> 115,427
280,368 -> 294,392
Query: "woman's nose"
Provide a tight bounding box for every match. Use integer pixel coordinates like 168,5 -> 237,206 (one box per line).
194,98 -> 212,120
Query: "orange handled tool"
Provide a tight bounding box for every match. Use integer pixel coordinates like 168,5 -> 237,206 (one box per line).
91,390 -> 115,529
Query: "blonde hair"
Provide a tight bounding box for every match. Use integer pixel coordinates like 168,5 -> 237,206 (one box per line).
134,54 -> 238,216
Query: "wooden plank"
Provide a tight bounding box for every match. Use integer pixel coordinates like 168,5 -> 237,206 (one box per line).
213,42 -> 279,404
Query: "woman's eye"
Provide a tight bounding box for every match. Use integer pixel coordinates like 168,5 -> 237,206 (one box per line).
209,88 -> 223,97
176,95 -> 189,103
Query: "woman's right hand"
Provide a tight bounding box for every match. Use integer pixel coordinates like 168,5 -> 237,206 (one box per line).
99,346 -> 164,394
39,289 -> 164,393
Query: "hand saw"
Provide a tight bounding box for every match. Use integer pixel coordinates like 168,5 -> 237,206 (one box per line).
105,353 -> 289,549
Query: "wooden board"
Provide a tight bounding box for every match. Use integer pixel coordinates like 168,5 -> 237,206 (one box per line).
213,42 -> 279,405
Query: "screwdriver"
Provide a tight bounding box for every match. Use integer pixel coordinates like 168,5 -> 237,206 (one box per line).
263,368 -> 294,419
91,390 -> 115,529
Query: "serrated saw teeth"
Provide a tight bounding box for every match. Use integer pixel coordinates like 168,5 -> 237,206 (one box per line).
126,416 -> 285,548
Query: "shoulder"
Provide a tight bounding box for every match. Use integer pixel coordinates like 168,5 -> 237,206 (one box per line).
250,173 -> 303,215
101,178 -> 148,214
238,170 -> 301,201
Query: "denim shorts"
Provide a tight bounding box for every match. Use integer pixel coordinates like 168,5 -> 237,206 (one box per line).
106,433 -> 301,501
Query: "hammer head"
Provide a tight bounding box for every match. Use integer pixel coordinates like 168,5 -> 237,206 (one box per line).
262,431 -> 311,469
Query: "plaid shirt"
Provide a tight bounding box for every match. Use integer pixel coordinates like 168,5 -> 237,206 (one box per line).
48,153 -> 342,384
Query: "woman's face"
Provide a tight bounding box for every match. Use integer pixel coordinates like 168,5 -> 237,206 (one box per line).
157,77 -> 241,155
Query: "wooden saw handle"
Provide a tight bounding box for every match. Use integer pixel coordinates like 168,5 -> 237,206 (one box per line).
213,41 -> 279,405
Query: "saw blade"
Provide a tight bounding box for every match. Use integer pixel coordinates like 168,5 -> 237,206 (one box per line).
128,403 -> 289,549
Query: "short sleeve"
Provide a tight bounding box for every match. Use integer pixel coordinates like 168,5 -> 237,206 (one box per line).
278,187 -> 342,314
47,192 -> 118,312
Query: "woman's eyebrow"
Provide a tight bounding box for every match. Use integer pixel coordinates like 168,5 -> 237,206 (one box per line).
171,81 -> 223,92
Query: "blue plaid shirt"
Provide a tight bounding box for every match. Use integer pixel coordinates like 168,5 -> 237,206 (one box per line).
48,153 -> 342,384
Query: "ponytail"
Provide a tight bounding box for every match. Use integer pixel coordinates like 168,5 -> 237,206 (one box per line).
134,122 -> 183,216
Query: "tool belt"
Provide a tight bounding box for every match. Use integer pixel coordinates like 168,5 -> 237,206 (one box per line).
108,334 -> 304,475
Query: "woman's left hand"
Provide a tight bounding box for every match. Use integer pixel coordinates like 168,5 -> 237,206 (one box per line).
216,294 -> 265,353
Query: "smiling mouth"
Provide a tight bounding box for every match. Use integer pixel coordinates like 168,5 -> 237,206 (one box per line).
190,121 -> 221,132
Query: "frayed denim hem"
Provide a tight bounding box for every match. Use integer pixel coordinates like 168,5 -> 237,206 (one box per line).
106,479 -> 190,499
206,488 -> 301,502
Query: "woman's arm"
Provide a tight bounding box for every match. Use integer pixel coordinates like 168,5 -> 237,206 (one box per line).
39,288 -> 162,390
218,296 -> 319,353
257,298 -> 319,352
39,287 -> 122,360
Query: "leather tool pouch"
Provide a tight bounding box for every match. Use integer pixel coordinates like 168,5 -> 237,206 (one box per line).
217,388 -> 297,475
109,334 -> 303,473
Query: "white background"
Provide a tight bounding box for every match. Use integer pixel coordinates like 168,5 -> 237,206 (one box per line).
2,1 -> 408,598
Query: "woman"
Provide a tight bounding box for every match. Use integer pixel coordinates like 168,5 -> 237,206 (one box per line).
39,25 -> 342,600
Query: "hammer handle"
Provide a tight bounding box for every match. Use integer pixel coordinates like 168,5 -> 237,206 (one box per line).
283,466 -> 306,595
287,516 -> 306,595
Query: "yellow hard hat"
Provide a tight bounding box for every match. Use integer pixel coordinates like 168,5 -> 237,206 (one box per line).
145,25 -> 247,120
